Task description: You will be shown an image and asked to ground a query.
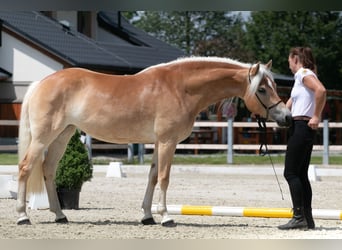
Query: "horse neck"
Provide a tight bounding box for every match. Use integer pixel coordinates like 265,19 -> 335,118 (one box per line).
178,62 -> 248,112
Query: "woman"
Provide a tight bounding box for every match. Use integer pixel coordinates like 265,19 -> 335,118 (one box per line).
278,47 -> 326,230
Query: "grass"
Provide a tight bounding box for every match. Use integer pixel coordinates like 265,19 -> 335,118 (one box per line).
151,153 -> 342,165
0,153 -> 18,165
1,152 -> 341,166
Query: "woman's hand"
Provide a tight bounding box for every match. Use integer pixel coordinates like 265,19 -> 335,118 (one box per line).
308,116 -> 320,130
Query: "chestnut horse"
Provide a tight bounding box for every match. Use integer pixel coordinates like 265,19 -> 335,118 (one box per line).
16,56 -> 292,226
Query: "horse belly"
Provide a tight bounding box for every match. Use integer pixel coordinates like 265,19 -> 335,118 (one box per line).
78,119 -> 156,144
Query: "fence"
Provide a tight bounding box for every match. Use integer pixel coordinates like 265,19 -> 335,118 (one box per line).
1,119 -> 341,165
144,120 -> 342,165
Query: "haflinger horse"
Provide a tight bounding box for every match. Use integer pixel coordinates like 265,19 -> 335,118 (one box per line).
16,56 -> 292,226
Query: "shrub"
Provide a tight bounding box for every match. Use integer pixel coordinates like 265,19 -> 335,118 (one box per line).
55,130 -> 93,190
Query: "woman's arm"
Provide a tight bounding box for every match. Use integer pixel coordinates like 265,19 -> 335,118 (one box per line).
286,97 -> 292,110
303,75 -> 327,129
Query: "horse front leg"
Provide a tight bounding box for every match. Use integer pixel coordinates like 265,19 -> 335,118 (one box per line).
141,146 -> 158,225
156,141 -> 177,227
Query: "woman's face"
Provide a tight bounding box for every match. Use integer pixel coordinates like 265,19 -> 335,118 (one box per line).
288,54 -> 298,74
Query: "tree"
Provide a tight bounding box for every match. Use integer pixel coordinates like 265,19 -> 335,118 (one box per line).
124,11 -> 342,89
125,11 -> 252,61
244,11 -> 342,90
192,12 -> 254,62
126,11 -> 193,54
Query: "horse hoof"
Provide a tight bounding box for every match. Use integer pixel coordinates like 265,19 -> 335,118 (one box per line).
17,218 -> 31,225
161,220 -> 177,227
141,217 -> 156,225
55,217 -> 69,223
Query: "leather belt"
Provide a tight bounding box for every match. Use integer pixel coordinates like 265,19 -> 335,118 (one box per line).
293,116 -> 311,121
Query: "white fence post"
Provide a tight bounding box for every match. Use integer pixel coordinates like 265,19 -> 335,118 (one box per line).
227,118 -> 233,164
85,134 -> 92,161
127,143 -> 134,163
138,144 -> 144,164
323,119 -> 329,165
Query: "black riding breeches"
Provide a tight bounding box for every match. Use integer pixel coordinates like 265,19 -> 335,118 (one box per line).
284,120 -> 316,210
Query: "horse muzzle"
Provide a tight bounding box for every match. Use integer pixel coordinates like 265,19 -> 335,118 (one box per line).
276,114 -> 293,127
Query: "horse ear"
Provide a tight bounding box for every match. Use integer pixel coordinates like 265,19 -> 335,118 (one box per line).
265,60 -> 272,69
250,62 -> 261,76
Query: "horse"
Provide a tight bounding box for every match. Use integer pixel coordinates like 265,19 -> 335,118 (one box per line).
16,56 -> 292,226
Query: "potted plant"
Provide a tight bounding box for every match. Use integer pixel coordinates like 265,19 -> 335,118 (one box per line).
55,130 -> 93,209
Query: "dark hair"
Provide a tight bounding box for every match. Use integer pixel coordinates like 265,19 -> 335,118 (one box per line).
289,47 -> 317,73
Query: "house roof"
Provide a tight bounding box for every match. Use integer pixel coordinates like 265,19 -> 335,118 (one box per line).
0,67 -> 12,81
97,11 -> 186,70
0,11 -> 185,73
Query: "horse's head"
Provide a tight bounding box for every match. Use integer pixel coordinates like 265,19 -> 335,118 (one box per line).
243,60 -> 292,127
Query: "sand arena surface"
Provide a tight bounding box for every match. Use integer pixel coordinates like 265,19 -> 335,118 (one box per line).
1,164 -> 342,239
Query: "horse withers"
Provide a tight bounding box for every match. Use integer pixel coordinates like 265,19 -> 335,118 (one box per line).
16,56 -> 291,226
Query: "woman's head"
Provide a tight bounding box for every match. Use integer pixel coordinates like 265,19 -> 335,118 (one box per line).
288,47 -> 317,74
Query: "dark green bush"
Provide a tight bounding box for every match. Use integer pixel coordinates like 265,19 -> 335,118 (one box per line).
55,130 -> 93,190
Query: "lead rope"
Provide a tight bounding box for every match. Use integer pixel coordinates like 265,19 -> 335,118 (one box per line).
255,115 -> 284,200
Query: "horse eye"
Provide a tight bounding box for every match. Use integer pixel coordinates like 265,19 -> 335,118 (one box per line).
258,88 -> 266,94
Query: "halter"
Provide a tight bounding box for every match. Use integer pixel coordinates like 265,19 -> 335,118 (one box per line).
248,65 -> 284,200
248,65 -> 282,120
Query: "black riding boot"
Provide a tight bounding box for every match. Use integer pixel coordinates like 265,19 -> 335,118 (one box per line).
304,208 -> 315,229
278,207 -> 307,230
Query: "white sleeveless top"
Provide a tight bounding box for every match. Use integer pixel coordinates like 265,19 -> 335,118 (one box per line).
290,67 -> 316,117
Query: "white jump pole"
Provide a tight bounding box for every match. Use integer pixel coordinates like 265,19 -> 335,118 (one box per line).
151,205 -> 342,220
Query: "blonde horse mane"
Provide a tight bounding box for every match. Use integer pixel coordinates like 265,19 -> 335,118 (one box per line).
144,56 -> 274,98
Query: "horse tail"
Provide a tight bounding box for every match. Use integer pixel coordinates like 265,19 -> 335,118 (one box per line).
18,81 -> 45,194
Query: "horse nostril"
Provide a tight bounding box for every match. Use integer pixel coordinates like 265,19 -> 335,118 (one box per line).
285,115 -> 293,124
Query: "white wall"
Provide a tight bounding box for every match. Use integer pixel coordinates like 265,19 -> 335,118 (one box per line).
0,31 -> 63,82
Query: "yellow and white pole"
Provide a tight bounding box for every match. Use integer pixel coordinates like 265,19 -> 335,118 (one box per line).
152,205 -> 342,220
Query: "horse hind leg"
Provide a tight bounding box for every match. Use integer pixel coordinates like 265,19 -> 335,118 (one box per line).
43,125 -> 76,223
17,141 -> 46,225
